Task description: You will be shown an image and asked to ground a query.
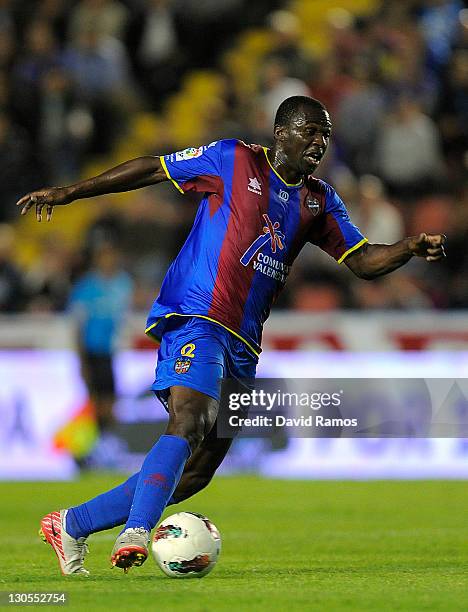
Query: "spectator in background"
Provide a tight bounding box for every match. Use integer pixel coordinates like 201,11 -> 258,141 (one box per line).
266,9 -> 313,81
375,96 -> 445,199
291,280 -> 346,312
353,272 -> 433,310
309,56 -> 354,117
0,110 -> 42,222
334,65 -> 386,175
12,19 -> 62,142
32,0 -> 71,46
257,57 -> 310,139
0,224 -> 25,312
68,0 -> 129,43
443,185 -> 468,307
326,7 -> 362,66
419,0 -> 464,75
38,65 -> 87,183
82,198 -> 125,270
0,21 -> 15,73
127,0 -> 183,107
198,91 -> 247,144
69,242 -> 133,465
378,21 -> 438,114
24,233 -> 73,312
0,69 -> 11,111
62,25 -> 136,154
351,174 -> 404,244
0,0 -> 14,34
436,49 -> 468,183
63,26 -> 129,97
14,19 -> 59,82
174,0 -> 246,67
456,6 -> 468,51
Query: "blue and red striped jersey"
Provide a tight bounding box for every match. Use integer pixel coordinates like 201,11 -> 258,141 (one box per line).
146,139 -> 367,355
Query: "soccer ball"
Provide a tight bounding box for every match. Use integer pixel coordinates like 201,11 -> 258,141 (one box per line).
152,512 -> 221,578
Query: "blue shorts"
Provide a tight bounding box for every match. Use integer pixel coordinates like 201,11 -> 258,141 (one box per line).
152,316 -> 258,409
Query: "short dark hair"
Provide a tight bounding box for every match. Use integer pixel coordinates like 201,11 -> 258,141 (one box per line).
274,96 -> 328,128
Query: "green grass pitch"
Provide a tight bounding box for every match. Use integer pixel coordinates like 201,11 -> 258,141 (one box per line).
1,475 -> 467,611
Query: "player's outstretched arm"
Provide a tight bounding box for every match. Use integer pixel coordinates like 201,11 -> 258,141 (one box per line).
16,156 -> 167,222
345,233 -> 446,280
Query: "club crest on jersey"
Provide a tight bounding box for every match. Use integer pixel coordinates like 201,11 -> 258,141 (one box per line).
248,177 -> 262,195
306,197 -> 320,215
174,358 -> 192,374
240,214 -> 285,266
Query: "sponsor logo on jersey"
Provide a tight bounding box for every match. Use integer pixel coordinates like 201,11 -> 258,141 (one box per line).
240,214 -> 285,266
278,189 -> 289,202
248,177 -> 262,195
239,214 -> 290,283
174,358 -> 192,374
253,253 -> 291,283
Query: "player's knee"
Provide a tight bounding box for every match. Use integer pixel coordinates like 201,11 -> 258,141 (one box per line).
173,471 -> 213,502
170,423 -> 204,452
167,415 -> 204,450
166,395 -> 217,451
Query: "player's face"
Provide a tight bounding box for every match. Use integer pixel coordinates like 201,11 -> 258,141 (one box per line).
282,107 -> 332,175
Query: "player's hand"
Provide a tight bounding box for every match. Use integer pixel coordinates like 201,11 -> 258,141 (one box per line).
408,233 -> 446,261
16,187 -> 73,222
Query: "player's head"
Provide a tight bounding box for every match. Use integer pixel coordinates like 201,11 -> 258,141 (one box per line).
273,96 -> 332,175
93,241 -> 120,276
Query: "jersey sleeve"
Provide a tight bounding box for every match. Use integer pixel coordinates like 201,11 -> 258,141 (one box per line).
310,184 -> 367,263
160,140 -> 226,195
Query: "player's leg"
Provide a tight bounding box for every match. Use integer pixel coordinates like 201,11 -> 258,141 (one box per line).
40,319 -> 240,575
64,324 -> 254,544
170,332 -> 259,503
171,421 -> 232,503
110,385 -> 218,571
167,331 -> 258,503
37,423 -> 230,577
110,319 -> 229,571
39,510 -> 90,576
61,421 -> 230,547
70,335 -> 255,517
42,385 -> 219,575
62,420 -> 231,544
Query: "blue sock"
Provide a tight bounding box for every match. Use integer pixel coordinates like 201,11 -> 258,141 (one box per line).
125,435 -> 191,532
66,472 -> 140,539
65,470 -> 182,540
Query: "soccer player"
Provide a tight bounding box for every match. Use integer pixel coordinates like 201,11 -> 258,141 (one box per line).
17,96 -> 445,575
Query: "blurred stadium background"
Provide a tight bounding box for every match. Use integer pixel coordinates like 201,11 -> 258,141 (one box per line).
0,0 -> 467,481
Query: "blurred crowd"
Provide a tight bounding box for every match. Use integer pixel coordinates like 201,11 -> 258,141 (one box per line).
0,0 -> 467,316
